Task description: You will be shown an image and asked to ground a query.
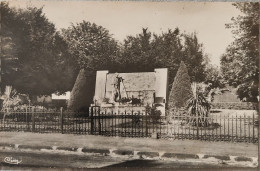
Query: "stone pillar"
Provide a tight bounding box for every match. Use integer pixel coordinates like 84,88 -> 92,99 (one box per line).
154,68 -> 168,103
94,70 -> 109,105
154,68 -> 168,116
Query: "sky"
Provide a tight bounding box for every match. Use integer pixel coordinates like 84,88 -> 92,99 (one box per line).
8,1 -> 242,66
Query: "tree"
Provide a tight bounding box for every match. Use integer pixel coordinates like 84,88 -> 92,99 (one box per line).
221,2 -> 259,102
202,64 -> 225,99
50,33 -> 79,94
63,21 -> 121,111
1,3 -> 76,96
150,28 -> 184,91
62,21 -> 120,72
204,64 -> 224,89
120,28 -> 208,93
119,28 -> 153,72
1,2 -> 20,90
182,33 -> 206,83
168,61 -> 193,110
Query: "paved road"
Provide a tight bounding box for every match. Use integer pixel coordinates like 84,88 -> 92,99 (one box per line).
0,132 -> 257,158
0,151 -> 255,170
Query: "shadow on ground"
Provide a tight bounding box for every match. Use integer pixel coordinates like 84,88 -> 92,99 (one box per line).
103,159 -> 244,168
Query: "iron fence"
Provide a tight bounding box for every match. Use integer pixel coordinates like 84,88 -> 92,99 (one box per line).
0,108 -> 258,143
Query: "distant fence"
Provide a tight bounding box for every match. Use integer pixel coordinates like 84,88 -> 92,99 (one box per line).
0,107 -> 258,143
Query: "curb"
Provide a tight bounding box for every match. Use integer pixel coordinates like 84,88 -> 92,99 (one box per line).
203,154 -> 230,161
18,145 -> 53,151
137,151 -> 159,158
0,143 -> 15,149
56,146 -> 78,152
112,149 -> 134,156
82,148 -> 110,155
0,143 -> 257,165
162,153 -> 199,159
234,156 -> 254,162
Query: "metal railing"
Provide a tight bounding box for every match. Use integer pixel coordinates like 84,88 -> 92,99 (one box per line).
0,108 -> 258,143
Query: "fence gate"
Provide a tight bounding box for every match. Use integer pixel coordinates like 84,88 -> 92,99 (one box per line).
88,107 -> 160,138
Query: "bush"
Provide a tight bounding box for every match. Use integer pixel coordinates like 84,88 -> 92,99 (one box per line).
102,97 -> 110,103
1,86 -> 26,112
131,98 -> 142,105
68,69 -> 96,112
145,104 -> 162,123
186,84 -> 211,127
119,97 -> 131,104
168,61 -> 192,110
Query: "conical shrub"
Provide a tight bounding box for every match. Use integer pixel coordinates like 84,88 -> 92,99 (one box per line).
168,61 -> 192,110
68,69 -> 96,112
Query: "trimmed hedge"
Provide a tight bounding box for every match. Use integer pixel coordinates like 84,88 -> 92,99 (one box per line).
168,61 -> 192,109
68,69 -> 96,112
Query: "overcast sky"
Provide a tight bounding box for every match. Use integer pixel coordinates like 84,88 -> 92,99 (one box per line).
9,1 -> 242,66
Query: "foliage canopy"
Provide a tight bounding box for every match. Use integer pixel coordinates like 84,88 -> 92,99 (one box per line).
1,3 -> 77,96
221,2 -> 259,102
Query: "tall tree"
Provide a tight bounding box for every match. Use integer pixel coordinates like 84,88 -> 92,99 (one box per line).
62,21 -> 120,72
221,2 -> 259,102
120,28 -> 207,92
1,3 -> 76,96
182,33 -> 206,83
120,28 -> 153,72
1,2 -> 20,90
151,28 -> 183,90
62,21 -> 120,110
204,64 -> 224,89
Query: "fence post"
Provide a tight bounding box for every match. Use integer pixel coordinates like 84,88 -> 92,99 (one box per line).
145,110 -> 148,137
196,114 -> 199,140
90,107 -> 94,135
32,108 -> 35,132
26,107 -> 29,131
194,83 -> 199,140
98,108 -> 101,135
252,113 -> 255,143
60,107 -> 64,134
